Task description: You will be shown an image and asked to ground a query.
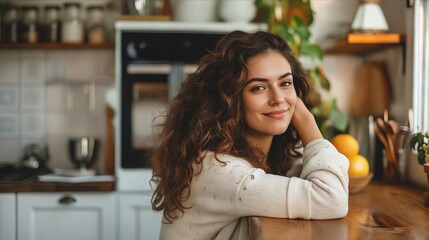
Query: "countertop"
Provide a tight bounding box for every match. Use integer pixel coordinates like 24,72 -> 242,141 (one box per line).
0,177 -> 115,192
257,182 -> 429,240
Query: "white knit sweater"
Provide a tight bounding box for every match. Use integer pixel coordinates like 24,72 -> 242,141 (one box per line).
159,139 -> 349,240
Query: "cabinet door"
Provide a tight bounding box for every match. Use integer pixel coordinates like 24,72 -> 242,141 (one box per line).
119,192 -> 162,240
0,193 -> 16,240
17,192 -> 115,240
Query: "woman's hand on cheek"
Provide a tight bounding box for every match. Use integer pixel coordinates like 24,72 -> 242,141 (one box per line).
291,98 -> 309,127
291,98 -> 323,146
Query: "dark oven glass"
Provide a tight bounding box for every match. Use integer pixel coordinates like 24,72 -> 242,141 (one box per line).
120,31 -> 224,168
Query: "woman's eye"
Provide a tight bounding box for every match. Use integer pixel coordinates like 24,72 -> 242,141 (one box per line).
280,81 -> 292,87
251,85 -> 265,92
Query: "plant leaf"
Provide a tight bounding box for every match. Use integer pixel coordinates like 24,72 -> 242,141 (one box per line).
330,99 -> 348,132
317,65 -> 330,90
300,42 -> 323,60
287,0 -> 314,26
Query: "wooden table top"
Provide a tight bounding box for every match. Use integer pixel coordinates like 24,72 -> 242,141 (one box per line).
258,182 -> 429,240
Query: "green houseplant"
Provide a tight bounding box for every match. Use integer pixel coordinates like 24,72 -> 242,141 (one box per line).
410,131 -> 429,165
254,0 -> 348,138
411,131 -> 429,195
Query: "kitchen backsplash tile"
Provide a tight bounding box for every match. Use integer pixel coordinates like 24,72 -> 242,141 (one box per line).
21,86 -> 45,110
0,87 -> 19,110
45,51 -> 67,81
0,138 -> 19,164
46,135 -> 74,170
20,138 -> 46,150
0,50 -> 19,60
71,83 -> 94,112
67,114 -> 99,137
96,51 -> 115,77
20,53 -> 46,84
46,85 -> 67,111
45,113 -> 67,135
20,113 -> 45,137
0,48 -> 113,170
0,51 -> 19,84
0,113 -> 19,137
65,51 -> 98,80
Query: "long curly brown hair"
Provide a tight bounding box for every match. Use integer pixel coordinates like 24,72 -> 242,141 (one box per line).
151,31 -> 312,223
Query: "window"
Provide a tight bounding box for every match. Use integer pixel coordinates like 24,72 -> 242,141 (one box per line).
413,0 -> 429,132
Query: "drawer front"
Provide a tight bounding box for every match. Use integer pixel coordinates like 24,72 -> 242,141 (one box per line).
17,192 -> 115,240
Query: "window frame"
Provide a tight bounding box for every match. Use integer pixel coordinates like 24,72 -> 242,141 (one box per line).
412,0 -> 429,132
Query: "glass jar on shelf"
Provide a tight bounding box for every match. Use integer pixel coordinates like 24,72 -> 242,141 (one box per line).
104,2 -> 119,43
21,6 -> 39,43
42,5 -> 61,43
86,5 -> 106,44
2,4 -> 20,43
62,2 -> 83,43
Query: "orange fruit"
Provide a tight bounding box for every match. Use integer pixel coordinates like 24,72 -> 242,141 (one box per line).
348,154 -> 370,177
330,134 -> 359,158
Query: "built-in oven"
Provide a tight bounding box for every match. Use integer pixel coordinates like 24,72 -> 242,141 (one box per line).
115,21 -> 266,191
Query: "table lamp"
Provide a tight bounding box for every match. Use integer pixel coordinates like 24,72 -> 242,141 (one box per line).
351,0 -> 389,33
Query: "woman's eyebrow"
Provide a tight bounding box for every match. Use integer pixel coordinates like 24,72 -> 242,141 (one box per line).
246,72 -> 292,85
279,72 -> 293,79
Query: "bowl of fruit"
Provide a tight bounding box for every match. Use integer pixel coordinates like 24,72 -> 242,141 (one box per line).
331,134 -> 373,194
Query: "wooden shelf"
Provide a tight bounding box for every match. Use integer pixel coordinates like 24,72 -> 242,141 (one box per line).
0,42 -> 115,50
325,33 -> 405,55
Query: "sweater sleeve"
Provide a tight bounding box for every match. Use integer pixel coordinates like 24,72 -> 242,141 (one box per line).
233,139 -> 349,219
194,139 -> 348,220
287,139 -> 349,219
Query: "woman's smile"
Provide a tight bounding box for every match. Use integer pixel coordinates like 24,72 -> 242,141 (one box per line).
262,109 -> 289,119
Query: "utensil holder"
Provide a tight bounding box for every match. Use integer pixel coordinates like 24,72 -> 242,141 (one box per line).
382,149 -> 406,184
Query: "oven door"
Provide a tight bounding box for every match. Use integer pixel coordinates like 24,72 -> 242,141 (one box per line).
121,63 -> 197,168
121,63 -> 171,169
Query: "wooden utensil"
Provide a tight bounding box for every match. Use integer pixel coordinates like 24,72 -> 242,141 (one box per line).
376,118 -> 402,181
374,120 -> 395,180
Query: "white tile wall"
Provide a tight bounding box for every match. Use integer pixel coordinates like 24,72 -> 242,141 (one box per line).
45,51 -> 67,81
0,113 -> 19,137
65,51 -> 98,80
0,51 -> 19,84
0,49 -> 114,170
20,113 -> 45,137
21,86 -> 45,110
0,138 -> 20,164
46,84 -> 67,111
0,87 -> 19,110
20,51 -> 46,84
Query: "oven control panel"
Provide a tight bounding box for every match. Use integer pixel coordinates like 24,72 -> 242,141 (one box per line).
122,32 -> 225,63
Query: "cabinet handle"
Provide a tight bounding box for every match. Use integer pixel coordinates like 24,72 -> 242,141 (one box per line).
58,195 -> 77,205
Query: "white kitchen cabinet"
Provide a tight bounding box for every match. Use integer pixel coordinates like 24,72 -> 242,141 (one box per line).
17,192 -> 116,240
118,192 -> 162,240
0,193 -> 16,240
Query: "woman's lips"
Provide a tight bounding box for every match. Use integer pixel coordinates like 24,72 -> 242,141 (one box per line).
263,109 -> 288,119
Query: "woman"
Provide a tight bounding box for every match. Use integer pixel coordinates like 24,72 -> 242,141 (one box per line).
151,31 -> 349,239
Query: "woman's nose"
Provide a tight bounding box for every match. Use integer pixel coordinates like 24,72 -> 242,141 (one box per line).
268,88 -> 285,106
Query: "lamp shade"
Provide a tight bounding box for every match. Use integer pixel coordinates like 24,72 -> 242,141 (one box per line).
351,0 -> 389,33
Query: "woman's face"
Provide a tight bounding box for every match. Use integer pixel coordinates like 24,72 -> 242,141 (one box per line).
242,50 -> 297,139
